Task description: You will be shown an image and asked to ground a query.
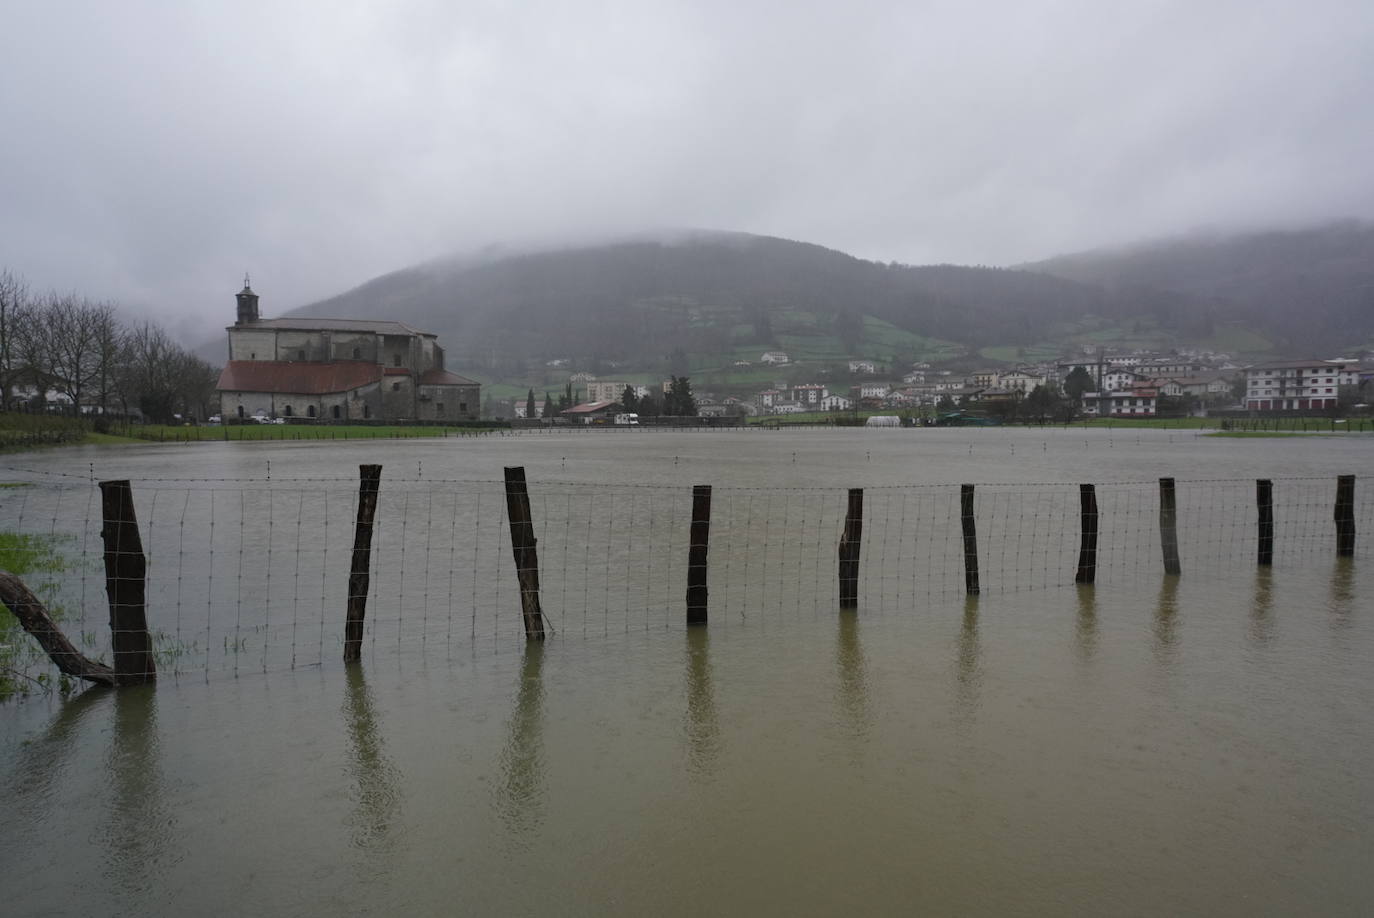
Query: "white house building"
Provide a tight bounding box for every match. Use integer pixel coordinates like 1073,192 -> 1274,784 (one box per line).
1243,359 -> 1358,411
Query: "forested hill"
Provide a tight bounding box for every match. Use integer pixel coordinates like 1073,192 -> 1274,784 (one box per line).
289,231 -> 1120,370
1022,221 -> 1374,353
279,224 -> 1374,375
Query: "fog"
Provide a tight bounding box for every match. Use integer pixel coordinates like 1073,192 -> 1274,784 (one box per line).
3,0 -> 1373,341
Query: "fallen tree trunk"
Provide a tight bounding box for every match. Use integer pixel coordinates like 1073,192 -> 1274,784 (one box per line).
0,570 -> 118,687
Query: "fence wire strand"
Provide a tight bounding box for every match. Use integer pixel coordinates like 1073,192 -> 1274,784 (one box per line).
0,474 -> 1369,686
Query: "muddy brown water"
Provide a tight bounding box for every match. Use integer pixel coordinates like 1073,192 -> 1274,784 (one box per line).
1,428 -> 1372,915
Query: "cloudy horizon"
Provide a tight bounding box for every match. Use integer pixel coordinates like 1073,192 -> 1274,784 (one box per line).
4,0 -> 1373,342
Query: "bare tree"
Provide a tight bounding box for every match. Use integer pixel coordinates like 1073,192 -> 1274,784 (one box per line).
44,293 -> 104,414
124,321 -> 178,423
0,269 -> 30,409
89,302 -> 124,417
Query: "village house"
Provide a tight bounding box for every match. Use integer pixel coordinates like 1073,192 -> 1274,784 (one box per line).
1243,359 -> 1358,411
513,400 -> 548,419
760,351 -> 790,365
788,383 -> 828,405
970,370 -> 1000,389
1081,387 -> 1158,417
998,370 -> 1045,394
1170,374 -> 1234,399
819,393 -> 852,411
584,380 -> 632,403
1135,360 -> 1202,378
216,279 -> 479,422
848,360 -> 878,374
902,369 -> 927,384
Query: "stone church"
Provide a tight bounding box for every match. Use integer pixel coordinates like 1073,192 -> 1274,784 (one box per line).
215,279 -> 480,422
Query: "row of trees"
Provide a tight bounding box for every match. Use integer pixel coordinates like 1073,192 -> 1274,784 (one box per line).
0,270 -> 219,424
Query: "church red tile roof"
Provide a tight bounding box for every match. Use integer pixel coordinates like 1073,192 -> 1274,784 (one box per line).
216,360 -> 382,394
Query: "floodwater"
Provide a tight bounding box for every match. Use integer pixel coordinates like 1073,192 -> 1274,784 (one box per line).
2,428 -> 1372,915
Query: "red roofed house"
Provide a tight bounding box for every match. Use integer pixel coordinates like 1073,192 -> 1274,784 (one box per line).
216,279 -> 480,421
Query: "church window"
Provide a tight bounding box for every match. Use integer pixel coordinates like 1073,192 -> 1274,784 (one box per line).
298,350 -> 305,360
283,405 -> 293,417
307,405 -> 316,418
393,354 -> 402,367
332,405 -> 341,419
392,382 -> 401,391
353,348 -> 361,359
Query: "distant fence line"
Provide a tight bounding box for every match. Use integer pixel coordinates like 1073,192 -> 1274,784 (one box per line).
0,467 -> 1365,693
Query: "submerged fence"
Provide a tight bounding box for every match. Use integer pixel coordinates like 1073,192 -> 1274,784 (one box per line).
0,467 -> 1367,688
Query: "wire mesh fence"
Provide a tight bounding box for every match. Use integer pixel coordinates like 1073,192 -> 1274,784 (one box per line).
0,469 -> 1368,688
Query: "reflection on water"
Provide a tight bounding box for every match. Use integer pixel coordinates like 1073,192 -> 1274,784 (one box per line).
954,597 -> 982,727
343,665 -> 403,853
496,643 -> 546,843
836,611 -> 872,743
1329,557 -> 1354,630
5,686 -> 109,825
683,628 -> 719,779
1250,567 -> 1275,645
102,685 -> 179,906
1153,575 -> 1180,665
1075,586 -> 1098,662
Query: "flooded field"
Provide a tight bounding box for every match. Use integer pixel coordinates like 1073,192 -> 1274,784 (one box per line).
2,427 -> 1372,915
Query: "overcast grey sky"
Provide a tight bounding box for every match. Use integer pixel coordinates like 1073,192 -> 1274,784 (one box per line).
3,0 -> 1373,340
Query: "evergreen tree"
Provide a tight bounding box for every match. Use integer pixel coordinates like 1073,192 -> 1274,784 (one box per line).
525,388 -> 536,419
666,376 -> 697,416
560,380 -> 573,410
542,392 -> 555,419
1063,365 -> 1094,401
620,384 -> 639,412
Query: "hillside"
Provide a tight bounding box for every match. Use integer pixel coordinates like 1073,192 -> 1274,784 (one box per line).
249,224 -> 1373,399
290,232 -> 1122,380
1023,221 -> 1374,353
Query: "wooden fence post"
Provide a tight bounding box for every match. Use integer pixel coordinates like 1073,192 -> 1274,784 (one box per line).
99,480 -> 156,683
1159,477 -> 1181,575
1335,474 -> 1356,557
1257,479 -> 1274,566
838,489 -> 863,608
343,464 -> 382,662
1074,483 -> 1099,585
686,485 -> 712,625
503,467 -> 547,640
961,484 -> 979,595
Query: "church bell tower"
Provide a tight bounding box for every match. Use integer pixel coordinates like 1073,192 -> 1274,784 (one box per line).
235,273 -> 260,325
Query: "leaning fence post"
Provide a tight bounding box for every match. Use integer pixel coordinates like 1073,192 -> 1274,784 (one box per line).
1257,479 -> 1274,566
1159,477 -> 1181,575
838,488 -> 864,608
960,484 -> 979,595
1074,483 -> 1099,585
1335,474 -> 1356,557
99,480 -> 156,683
343,464 -> 382,662
503,467 -> 547,640
687,485 -> 712,625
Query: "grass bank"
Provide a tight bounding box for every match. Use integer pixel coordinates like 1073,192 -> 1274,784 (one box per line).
0,525 -> 81,698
